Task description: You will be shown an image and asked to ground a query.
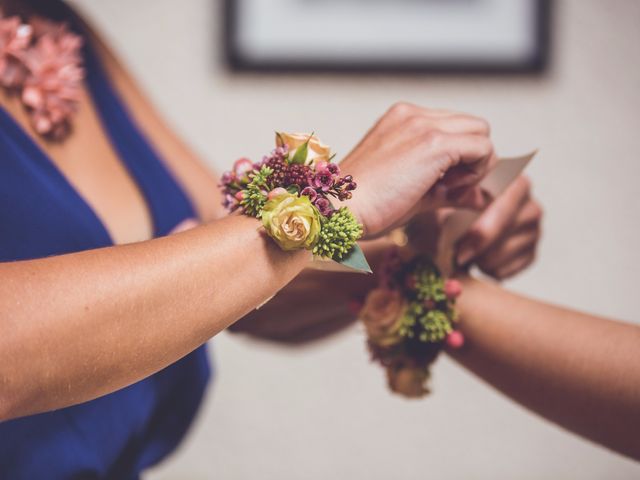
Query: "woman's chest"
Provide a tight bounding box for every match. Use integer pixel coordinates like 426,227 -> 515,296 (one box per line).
3,90 -> 154,247
0,98 -> 196,262
51,93 -> 156,245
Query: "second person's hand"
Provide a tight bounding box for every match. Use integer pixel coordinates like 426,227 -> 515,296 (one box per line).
339,102 -> 495,239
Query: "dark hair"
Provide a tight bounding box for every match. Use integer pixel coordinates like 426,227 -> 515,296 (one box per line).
1,0 -> 70,21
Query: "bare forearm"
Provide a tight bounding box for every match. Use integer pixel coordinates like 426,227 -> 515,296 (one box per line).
450,278 -> 640,459
0,215 -> 308,419
229,238 -> 391,342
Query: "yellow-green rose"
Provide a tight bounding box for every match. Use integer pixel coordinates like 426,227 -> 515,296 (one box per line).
262,193 -> 321,251
275,132 -> 332,167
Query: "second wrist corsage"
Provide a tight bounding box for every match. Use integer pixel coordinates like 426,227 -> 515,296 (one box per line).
357,246 -> 464,398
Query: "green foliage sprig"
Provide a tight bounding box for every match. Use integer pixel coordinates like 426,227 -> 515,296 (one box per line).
397,259 -> 455,344
312,207 -> 363,260
240,165 -> 273,218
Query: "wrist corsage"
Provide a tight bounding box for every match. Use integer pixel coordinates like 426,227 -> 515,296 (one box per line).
220,132 -> 370,273
357,247 -> 464,398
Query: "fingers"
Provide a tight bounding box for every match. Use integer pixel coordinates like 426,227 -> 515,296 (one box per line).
435,133 -> 494,190
425,184 -> 492,211
476,226 -> 539,274
474,198 -> 543,279
455,176 -> 532,265
513,196 -> 544,231
493,251 -> 536,280
403,114 -> 491,137
377,102 -> 494,191
345,101 -> 498,237
378,102 -> 490,137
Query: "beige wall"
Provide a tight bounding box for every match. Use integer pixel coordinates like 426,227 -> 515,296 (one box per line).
72,0 -> 640,478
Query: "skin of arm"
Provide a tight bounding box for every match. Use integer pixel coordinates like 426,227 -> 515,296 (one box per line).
232,175 -> 543,344
450,277 -> 640,460
227,237 -> 391,343
0,216 -> 310,421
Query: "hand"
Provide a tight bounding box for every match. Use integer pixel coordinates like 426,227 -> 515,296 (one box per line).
406,176 -> 542,280
456,175 -> 543,279
339,102 -> 495,239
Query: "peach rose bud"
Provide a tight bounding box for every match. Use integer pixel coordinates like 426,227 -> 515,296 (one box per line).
267,187 -> 288,200
233,158 -> 254,176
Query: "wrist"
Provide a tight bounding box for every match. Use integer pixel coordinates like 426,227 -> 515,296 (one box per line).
453,275 -> 488,330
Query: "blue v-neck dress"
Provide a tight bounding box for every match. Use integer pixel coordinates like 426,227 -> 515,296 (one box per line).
0,19 -> 211,480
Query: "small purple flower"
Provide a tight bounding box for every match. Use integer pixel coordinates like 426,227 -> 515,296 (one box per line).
315,197 -> 333,216
346,181 -> 357,191
300,186 -> 318,202
312,171 -> 334,192
272,145 -> 289,162
326,163 -> 340,176
223,193 -> 238,210
233,158 -> 254,177
221,171 -> 235,185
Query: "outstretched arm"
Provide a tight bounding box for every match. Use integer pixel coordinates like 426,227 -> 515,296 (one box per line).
0,217 -> 309,421
450,278 -> 640,460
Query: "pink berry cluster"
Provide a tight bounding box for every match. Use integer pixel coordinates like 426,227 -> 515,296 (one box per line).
219,155 -> 263,212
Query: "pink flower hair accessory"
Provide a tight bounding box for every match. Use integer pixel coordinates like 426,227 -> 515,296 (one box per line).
0,16 -> 32,88
0,14 -> 84,141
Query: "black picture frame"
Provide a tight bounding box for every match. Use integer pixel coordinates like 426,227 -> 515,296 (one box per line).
224,0 -> 551,75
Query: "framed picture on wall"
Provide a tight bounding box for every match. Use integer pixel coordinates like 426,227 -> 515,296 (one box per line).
224,0 -> 550,74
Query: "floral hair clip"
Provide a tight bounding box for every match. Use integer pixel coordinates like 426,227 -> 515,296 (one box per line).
220,132 -> 370,273
356,248 -> 464,398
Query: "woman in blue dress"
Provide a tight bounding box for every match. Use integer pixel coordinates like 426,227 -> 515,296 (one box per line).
0,0 -> 547,478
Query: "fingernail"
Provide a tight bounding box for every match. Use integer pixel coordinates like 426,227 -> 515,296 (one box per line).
457,244 -> 476,266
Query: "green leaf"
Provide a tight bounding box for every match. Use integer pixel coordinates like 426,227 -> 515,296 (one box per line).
334,243 -> 372,274
290,140 -> 309,165
286,184 -> 300,195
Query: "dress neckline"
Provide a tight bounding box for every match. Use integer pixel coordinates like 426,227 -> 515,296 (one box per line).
0,104 -> 121,245
0,35 -> 186,246
0,62 -> 162,247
